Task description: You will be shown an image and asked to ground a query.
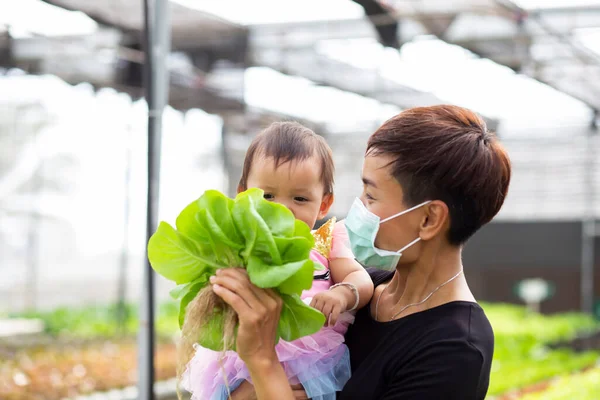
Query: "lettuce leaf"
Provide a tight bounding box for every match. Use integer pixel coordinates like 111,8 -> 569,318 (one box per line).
147,222 -> 220,284
147,188 -> 325,350
278,294 -> 327,340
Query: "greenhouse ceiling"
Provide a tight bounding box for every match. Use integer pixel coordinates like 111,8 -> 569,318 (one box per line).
4,0 -> 599,126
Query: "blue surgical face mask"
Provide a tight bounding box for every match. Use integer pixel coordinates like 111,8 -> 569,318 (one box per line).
344,198 -> 431,270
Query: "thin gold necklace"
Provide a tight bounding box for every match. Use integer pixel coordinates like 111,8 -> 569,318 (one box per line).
375,269 -> 463,321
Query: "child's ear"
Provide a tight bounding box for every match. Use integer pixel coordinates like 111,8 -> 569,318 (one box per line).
318,193 -> 334,220
237,184 -> 244,194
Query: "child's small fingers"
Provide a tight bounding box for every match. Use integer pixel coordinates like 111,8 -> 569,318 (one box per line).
322,303 -> 333,321
310,297 -> 322,311
329,306 -> 341,327
319,306 -> 330,326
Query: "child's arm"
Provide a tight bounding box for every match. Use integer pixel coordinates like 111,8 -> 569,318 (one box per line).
310,259 -> 374,327
310,220 -> 374,326
329,257 -> 374,310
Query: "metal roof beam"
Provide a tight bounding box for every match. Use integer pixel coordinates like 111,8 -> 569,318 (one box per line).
39,0 -> 248,49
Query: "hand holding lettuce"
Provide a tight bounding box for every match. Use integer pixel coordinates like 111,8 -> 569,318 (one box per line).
147,188 -> 325,354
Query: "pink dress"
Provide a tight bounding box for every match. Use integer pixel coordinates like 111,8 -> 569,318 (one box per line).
183,221 -> 356,400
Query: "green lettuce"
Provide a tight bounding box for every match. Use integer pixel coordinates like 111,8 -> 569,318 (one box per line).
148,188 -> 325,350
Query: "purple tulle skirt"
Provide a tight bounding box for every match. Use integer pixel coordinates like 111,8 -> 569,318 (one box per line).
183,311 -> 355,400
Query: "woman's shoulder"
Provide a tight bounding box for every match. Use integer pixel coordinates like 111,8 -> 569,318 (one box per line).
421,301 -> 492,333
418,302 -> 494,360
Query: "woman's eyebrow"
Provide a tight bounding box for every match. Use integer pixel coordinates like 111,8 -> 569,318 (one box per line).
362,177 -> 378,189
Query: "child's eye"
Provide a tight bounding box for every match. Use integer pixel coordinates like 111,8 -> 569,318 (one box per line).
294,197 -> 309,203
264,193 -> 274,200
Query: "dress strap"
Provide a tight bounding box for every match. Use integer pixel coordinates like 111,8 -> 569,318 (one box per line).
312,217 -> 336,258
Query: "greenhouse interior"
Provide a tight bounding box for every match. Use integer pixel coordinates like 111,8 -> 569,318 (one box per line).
1,0 -> 600,399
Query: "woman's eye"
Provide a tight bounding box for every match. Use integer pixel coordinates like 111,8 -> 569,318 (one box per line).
365,192 -> 375,201
264,193 -> 274,200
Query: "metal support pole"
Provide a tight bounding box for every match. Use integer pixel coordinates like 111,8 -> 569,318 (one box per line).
116,122 -> 133,334
139,0 -> 157,395
139,0 -> 170,398
581,218 -> 595,314
581,111 -> 597,314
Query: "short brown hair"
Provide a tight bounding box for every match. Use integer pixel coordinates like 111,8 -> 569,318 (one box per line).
239,121 -> 335,194
367,105 -> 511,245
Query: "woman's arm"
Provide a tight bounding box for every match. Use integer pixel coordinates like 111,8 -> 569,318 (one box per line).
244,357 -> 296,400
211,268 -> 295,400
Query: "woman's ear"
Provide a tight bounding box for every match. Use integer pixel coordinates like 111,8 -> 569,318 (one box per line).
318,193 -> 334,220
419,201 -> 449,241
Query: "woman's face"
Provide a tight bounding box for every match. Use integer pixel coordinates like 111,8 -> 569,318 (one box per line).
360,154 -> 426,257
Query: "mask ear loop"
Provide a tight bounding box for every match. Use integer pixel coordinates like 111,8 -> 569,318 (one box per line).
397,237 -> 421,253
380,200 -> 432,224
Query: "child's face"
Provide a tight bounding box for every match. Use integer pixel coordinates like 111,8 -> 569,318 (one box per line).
243,155 -> 333,228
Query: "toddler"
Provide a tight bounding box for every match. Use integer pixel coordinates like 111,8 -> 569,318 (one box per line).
184,122 -> 374,400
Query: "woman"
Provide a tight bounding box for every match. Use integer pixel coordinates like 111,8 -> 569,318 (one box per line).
210,105 -> 511,399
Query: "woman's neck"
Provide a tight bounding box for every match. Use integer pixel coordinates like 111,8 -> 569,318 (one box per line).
385,245 -> 465,307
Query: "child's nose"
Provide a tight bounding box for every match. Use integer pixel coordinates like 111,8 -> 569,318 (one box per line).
278,200 -> 296,216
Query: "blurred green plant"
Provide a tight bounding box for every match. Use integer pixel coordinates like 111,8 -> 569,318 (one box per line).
9,301 -> 180,339
519,366 -> 600,400
484,303 -> 599,342
482,303 -> 600,396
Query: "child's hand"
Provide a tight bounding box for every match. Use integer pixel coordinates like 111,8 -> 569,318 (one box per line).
310,290 -> 348,327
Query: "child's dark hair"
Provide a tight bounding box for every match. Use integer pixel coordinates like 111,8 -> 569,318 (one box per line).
239,121 -> 335,194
